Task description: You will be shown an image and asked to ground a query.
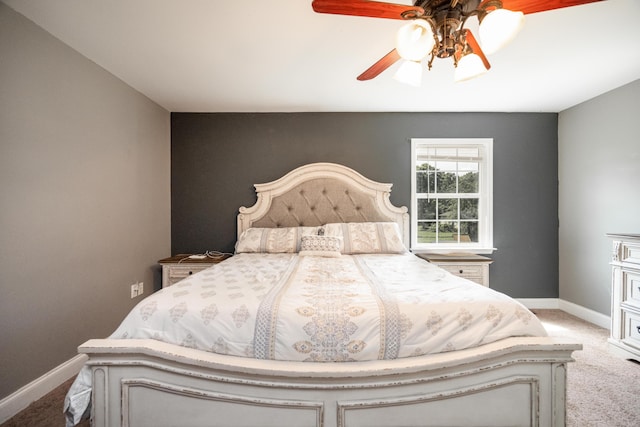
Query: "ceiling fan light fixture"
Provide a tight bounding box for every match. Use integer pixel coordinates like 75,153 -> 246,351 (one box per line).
454,53 -> 488,82
396,20 -> 435,61
479,8 -> 525,55
312,0 -> 603,83
393,59 -> 422,87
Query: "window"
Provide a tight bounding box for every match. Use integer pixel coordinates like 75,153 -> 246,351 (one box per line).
411,138 -> 493,253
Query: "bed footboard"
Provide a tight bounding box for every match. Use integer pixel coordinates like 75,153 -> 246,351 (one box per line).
80,337 -> 580,427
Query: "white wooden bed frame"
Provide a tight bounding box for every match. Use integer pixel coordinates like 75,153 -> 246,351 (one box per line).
80,163 -> 580,426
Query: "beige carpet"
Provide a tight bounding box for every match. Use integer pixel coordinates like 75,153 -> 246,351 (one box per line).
1,377 -> 89,427
2,309 -> 639,426
533,309 -> 640,427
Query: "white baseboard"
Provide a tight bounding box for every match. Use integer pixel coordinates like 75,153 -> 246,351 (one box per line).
517,298 -> 560,309
518,297 -> 611,330
558,299 -> 611,329
0,353 -> 88,424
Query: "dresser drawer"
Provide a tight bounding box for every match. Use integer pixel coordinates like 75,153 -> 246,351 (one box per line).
615,240 -> 640,266
623,242 -> 640,265
622,310 -> 640,350
624,271 -> 640,309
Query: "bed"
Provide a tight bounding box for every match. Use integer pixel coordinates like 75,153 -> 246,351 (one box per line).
65,162 -> 580,427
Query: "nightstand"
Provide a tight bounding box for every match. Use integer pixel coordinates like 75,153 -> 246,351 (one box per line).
158,254 -> 231,288
416,253 -> 493,287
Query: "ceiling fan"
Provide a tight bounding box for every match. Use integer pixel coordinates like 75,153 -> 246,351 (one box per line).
312,0 -> 603,85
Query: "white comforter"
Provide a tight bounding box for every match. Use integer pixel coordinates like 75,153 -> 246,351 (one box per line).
65,253 -> 546,424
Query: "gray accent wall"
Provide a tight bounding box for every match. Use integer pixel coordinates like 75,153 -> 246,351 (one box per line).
171,112 -> 559,299
0,3 -> 171,400
559,79 -> 640,316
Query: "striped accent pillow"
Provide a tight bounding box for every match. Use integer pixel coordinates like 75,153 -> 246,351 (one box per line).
235,227 -> 320,253
322,222 -> 407,254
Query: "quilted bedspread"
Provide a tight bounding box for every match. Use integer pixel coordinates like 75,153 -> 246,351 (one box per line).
65,252 -> 546,425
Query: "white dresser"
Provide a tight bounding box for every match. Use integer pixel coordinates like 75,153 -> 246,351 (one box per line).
608,233 -> 640,361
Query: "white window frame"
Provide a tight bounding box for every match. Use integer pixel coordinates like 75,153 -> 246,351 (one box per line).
410,138 -> 494,254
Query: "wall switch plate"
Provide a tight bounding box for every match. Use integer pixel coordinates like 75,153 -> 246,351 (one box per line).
130,283 -> 138,299
137,282 -> 144,296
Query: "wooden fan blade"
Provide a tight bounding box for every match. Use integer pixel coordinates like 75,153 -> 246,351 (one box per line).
496,0 -> 603,15
357,49 -> 401,81
312,0 -> 424,20
463,30 -> 491,70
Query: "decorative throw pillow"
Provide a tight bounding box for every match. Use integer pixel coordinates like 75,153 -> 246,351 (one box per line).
322,222 -> 407,254
298,235 -> 342,258
235,226 -> 319,253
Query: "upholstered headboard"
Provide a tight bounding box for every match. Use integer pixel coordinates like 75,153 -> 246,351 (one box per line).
237,163 -> 409,245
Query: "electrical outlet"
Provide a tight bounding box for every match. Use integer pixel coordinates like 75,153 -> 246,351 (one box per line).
137,282 -> 144,296
130,283 -> 138,299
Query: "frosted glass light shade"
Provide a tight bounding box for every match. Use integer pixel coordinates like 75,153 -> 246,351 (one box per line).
393,60 -> 423,87
454,53 -> 488,82
396,20 -> 435,61
479,9 -> 524,55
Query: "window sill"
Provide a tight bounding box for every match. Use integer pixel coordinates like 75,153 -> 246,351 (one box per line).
411,247 -> 496,255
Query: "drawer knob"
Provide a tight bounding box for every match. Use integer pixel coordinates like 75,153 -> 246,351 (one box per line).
188,271 -> 193,275
459,269 -> 464,274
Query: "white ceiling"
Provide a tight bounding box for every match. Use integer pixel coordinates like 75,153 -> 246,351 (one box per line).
4,0 -> 640,113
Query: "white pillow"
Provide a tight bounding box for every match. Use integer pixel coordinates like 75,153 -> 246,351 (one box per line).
322,222 -> 407,254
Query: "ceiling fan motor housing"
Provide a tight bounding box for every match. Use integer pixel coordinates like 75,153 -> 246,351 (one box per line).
435,13 -> 462,58
413,0 -> 482,14
408,1 -> 485,59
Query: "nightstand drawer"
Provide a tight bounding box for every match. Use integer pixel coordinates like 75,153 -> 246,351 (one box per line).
159,254 -> 232,288
166,265 -> 211,285
416,253 -> 492,287
438,263 -> 483,279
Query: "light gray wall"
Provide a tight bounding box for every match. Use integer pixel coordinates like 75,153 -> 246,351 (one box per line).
0,3 -> 171,399
171,112 -> 559,300
559,79 -> 640,316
